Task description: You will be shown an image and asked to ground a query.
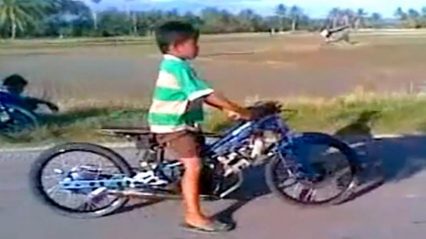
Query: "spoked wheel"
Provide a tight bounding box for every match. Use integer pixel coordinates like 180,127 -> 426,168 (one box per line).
0,104 -> 39,139
30,143 -> 134,218
266,132 -> 358,206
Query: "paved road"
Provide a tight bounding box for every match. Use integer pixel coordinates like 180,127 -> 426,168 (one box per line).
2,135 -> 426,239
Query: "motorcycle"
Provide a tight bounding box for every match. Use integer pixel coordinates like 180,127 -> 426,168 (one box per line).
30,101 -> 359,218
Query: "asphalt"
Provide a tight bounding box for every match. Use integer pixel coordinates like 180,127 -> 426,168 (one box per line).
2,135 -> 426,239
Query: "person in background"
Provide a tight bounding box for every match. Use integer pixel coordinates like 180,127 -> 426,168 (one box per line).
0,74 -> 59,113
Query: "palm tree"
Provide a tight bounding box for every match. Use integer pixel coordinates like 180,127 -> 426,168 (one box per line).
238,9 -> 256,31
0,0 -> 49,39
394,7 -> 408,27
408,9 -> 420,18
407,8 -> 420,28
355,8 -> 367,29
328,8 -> 341,28
342,9 -> 354,27
125,0 -> 138,35
131,11 -> 138,35
370,12 -> 382,28
90,0 -> 102,31
394,7 -> 407,20
275,4 -> 287,31
421,7 -> 426,27
289,5 -> 303,31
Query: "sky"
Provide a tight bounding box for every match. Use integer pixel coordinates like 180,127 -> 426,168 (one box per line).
83,0 -> 426,18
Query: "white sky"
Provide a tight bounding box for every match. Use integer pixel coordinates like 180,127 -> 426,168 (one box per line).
83,0 -> 426,18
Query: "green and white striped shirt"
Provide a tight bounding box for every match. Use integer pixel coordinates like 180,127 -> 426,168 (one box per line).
148,55 -> 214,133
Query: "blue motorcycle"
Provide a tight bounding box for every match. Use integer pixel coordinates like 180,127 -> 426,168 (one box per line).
30,101 -> 359,218
0,95 -> 39,139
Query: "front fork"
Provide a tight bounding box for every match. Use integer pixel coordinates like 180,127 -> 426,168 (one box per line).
278,132 -> 320,180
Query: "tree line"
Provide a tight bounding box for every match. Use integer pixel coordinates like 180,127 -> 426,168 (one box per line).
1,0 -> 426,39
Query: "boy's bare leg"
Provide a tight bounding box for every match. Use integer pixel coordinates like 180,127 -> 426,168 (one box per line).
180,156 -> 211,226
157,132 -> 231,230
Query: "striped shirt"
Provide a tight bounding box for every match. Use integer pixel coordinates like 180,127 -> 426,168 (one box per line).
148,54 -> 214,133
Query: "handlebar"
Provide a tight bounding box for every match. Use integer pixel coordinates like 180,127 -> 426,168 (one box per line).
247,101 -> 298,120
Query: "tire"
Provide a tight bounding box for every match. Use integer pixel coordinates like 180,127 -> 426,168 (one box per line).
30,143 -> 134,218
0,104 -> 39,139
265,132 -> 358,206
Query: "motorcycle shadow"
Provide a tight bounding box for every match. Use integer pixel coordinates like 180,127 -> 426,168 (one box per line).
213,164 -> 271,225
114,198 -> 164,215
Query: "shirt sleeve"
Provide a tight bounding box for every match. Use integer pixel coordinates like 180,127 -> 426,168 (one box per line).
177,66 -> 214,101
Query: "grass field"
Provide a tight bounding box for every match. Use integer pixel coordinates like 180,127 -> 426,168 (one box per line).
2,30 -> 426,104
2,30 -> 426,145
2,92 -> 426,146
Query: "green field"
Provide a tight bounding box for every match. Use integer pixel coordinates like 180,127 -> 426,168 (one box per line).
2,31 -> 426,145
1,93 -> 426,147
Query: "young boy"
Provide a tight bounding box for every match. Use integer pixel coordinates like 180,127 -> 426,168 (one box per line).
148,21 -> 252,232
0,74 -> 59,113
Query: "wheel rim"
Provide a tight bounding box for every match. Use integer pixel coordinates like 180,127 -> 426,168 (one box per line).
272,141 -> 354,204
39,150 -> 127,213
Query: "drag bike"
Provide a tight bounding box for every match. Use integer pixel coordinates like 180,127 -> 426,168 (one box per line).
30,101 -> 359,218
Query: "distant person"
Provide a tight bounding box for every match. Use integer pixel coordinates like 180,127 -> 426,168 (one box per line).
0,74 -> 59,113
320,25 -> 351,44
269,28 -> 275,37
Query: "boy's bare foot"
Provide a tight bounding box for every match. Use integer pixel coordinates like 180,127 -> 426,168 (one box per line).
185,214 -> 211,226
183,215 -> 234,233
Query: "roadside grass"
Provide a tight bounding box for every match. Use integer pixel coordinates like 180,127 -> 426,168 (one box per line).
3,93 -> 426,147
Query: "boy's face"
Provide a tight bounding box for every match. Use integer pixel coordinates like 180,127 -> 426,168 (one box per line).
171,38 -> 199,60
7,84 -> 25,95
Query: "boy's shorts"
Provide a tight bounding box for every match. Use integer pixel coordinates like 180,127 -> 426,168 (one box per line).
155,131 -> 205,159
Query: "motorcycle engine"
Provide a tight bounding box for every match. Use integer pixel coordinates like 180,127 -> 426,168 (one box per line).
216,144 -> 255,177
216,131 -> 281,177
159,159 -> 221,195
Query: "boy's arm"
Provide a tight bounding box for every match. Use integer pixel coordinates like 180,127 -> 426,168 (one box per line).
175,66 -> 251,119
204,92 -> 252,120
24,97 -> 59,112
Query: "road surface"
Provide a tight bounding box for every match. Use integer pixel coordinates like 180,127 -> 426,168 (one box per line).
2,135 -> 426,239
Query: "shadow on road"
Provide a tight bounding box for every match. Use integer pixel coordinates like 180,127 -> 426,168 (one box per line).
109,110 -> 426,225
376,135 -> 426,181
213,164 -> 270,225
114,198 -> 163,215
215,110 -> 426,225
333,110 -> 426,201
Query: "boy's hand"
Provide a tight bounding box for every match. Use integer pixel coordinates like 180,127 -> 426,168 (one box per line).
49,104 -> 60,112
204,93 -> 252,120
226,109 -> 252,121
46,102 -> 59,112
225,110 -> 239,120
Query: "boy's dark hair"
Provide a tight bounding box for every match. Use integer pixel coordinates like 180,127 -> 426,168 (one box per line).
2,74 -> 28,87
155,21 -> 199,54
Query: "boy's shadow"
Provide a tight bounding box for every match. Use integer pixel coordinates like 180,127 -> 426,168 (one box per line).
334,112 -> 426,205
213,163 -> 271,225
334,110 -> 380,138
332,110 -> 385,203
